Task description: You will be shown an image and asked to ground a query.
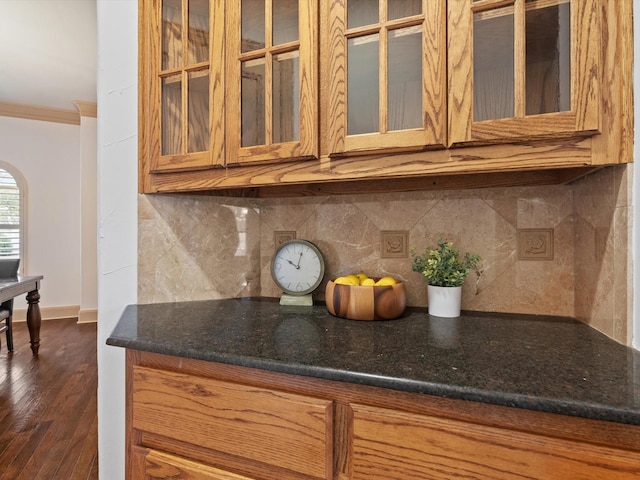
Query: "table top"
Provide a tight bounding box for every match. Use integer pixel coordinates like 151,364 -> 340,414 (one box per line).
107,297 -> 640,426
0,275 -> 43,287
0,275 -> 43,301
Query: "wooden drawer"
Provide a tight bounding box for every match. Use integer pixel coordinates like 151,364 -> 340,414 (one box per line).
350,403 -> 640,480
132,447 -> 257,479
131,365 -> 333,479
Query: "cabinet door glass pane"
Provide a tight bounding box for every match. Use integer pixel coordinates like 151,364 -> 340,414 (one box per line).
188,0 -> 209,64
162,76 -> 182,155
525,1 -> 571,115
273,0 -> 298,45
242,59 -> 266,147
388,0 -> 421,20
348,35 -> 379,135
242,0 -> 265,52
273,52 -> 300,143
188,70 -> 209,152
388,26 -> 422,130
348,0 -> 379,29
473,8 -> 514,121
162,0 -> 182,70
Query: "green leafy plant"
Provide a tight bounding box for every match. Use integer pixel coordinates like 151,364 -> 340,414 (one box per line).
411,238 -> 481,287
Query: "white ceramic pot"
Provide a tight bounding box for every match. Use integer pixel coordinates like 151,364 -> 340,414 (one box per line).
427,285 -> 462,318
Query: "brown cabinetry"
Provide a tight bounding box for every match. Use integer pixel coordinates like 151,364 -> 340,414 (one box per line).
225,1 -> 318,167
448,0 -> 599,145
126,350 -> 640,480
140,0 -> 225,173
327,0 -> 447,155
128,361 -> 332,480
351,403 -> 640,479
139,1 -> 631,196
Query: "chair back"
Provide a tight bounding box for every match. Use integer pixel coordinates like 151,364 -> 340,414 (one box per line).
0,258 -> 20,279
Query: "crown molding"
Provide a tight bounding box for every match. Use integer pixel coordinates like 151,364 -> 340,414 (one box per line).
73,101 -> 97,118
0,101 -> 80,125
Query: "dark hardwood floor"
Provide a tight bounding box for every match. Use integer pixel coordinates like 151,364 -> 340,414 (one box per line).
0,318 -> 98,479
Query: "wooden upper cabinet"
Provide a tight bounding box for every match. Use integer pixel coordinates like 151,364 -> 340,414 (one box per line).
141,0 -> 225,173
327,0 -> 447,156
448,0 -> 599,146
138,0 -> 630,195
225,0 -> 318,166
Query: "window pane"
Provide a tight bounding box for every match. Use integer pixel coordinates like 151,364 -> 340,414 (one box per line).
348,34 -> 379,135
273,0 -> 298,45
0,169 -> 20,258
242,58 -> 266,146
162,0 -> 182,70
273,51 -> 300,143
473,8 -> 514,121
162,75 -> 183,154
388,0 -> 422,20
242,0 -> 265,52
188,70 -> 209,152
348,0 -> 378,29
0,229 -> 19,257
526,1 -> 571,115
388,26 -> 422,130
188,0 -> 209,64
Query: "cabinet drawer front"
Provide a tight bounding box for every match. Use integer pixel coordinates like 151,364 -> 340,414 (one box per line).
350,404 -> 640,480
132,366 -> 332,479
133,447 -> 256,480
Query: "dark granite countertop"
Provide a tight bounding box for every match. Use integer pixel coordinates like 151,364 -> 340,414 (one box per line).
107,297 -> 640,426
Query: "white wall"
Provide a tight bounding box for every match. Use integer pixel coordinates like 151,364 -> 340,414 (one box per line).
0,116 -> 82,313
96,1 -> 138,479
80,115 -> 98,322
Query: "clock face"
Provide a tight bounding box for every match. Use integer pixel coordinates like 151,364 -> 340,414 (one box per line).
271,240 -> 325,295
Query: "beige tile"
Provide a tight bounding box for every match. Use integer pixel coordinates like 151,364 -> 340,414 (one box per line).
352,190 -> 441,230
137,165 -> 632,346
138,194 -> 260,303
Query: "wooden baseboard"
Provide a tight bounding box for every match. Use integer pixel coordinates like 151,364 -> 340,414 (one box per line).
12,305 -> 90,323
78,308 -> 98,323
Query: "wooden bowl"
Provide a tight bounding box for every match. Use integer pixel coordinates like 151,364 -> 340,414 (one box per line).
325,280 -> 407,321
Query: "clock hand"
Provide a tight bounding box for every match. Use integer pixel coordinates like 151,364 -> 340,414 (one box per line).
295,252 -> 302,268
286,259 -> 300,270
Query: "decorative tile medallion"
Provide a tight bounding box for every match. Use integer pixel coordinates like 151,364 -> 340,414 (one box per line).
518,229 -> 554,261
274,231 -> 296,250
381,230 -> 409,258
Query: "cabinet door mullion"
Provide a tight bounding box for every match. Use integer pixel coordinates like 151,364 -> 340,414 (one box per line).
379,8 -> 388,135
514,0 -> 525,119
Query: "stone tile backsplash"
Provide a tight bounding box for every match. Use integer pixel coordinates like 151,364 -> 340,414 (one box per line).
138,165 -> 632,345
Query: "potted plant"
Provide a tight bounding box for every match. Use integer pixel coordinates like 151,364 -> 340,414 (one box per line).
411,238 -> 481,317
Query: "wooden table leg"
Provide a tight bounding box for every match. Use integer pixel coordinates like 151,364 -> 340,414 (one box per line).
26,289 -> 42,355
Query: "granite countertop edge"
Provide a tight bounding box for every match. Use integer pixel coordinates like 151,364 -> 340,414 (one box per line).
106,297 -> 640,428
107,334 -> 640,425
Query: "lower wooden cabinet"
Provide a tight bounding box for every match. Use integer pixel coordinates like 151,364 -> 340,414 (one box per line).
131,447 -> 257,480
350,403 -> 640,480
126,350 -> 640,480
128,362 -> 332,480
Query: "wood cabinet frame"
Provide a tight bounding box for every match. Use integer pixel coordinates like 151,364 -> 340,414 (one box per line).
139,0 -> 632,197
225,0 -> 319,167
448,0 -> 600,146
139,0 -> 226,179
327,0 -> 447,156
126,350 -> 640,480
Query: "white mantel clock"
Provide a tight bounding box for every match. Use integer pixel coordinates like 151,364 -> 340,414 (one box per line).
271,239 -> 325,306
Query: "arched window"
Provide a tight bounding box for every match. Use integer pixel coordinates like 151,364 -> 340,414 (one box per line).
0,165 -> 25,267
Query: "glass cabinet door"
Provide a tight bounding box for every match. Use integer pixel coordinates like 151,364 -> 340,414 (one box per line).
148,0 -> 225,172
226,0 -> 318,166
448,0 -> 599,146
328,0 -> 446,155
